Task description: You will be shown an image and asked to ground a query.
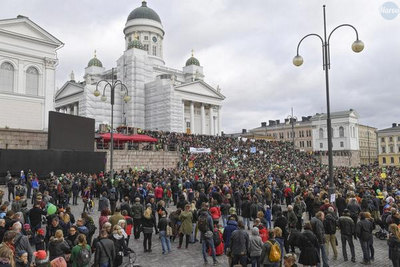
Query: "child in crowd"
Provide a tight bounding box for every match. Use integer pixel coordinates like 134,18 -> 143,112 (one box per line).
23,224 -> 34,245
35,228 -> 46,251
16,250 -> 29,267
265,206 -> 272,229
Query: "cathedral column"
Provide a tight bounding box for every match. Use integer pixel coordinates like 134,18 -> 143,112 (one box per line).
201,103 -> 206,134
190,102 -> 195,134
66,105 -> 71,114
182,100 -> 186,133
217,106 -> 221,136
74,103 -> 78,116
209,105 -> 214,135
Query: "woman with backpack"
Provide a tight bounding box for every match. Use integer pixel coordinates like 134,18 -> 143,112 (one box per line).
70,234 -> 91,267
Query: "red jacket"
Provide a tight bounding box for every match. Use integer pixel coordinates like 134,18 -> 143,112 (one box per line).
209,206 -> 221,220
258,225 -> 269,243
155,186 -> 164,199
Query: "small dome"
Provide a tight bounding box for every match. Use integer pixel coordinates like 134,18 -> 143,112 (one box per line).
186,50 -> 200,66
127,1 -> 162,24
128,39 -> 144,50
87,51 -> 103,67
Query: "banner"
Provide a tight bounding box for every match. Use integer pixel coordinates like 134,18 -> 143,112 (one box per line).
250,147 -> 257,153
189,147 -> 212,153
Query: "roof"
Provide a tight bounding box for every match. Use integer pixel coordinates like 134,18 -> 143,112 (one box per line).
251,120 -> 312,131
88,57 -> 103,68
377,125 -> 400,133
310,109 -> 360,121
127,1 -> 162,23
186,56 -> 200,66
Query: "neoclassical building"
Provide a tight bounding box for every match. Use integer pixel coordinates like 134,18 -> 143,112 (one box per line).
0,15 -> 63,130
55,1 -> 225,135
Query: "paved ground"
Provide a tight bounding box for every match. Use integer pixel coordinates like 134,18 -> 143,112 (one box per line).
5,187 -> 393,267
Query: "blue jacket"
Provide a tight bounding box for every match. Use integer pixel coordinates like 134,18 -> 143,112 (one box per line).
265,209 -> 272,221
223,220 -> 238,249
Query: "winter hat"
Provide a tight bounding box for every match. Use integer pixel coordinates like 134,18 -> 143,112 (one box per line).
251,227 -> 259,236
34,250 -> 47,260
37,228 -> 45,235
229,207 -> 236,214
50,257 -> 67,267
17,250 -> 27,257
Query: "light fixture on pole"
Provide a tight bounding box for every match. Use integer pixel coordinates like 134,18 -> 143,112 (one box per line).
287,107 -> 297,154
293,5 -> 364,202
94,68 -> 131,180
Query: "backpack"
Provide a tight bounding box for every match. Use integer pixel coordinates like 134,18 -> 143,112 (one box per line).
213,227 -> 221,246
267,240 -> 281,262
77,246 -> 91,266
109,191 -> 117,201
198,214 -> 209,232
86,220 -> 97,235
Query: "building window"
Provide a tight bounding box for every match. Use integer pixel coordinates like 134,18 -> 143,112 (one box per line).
0,62 -> 14,92
382,146 -> 386,153
398,136 -> 400,142
391,157 -> 394,164
390,146 -> 394,153
319,128 -> 323,139
144,36 -> 149,41
398,146 -> 400,153
26,67 -> 39,95
144,44 -> 149,52
383,157 -> 386,164
381,137 -> 385,142
340,141 -> 344,148
320,143 -> 323,149
389,137 -> 393,142
152,46 -> 157,56
186,122 -> 190,128
339,126 -> 344,137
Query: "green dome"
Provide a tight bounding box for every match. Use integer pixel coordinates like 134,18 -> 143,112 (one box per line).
128,39 -> 144,50
127,1 -> 162,23
186,56 -> 200,66
88,56 -> 103,68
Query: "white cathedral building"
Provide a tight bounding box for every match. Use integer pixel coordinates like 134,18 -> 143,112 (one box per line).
55,1 -> 225,135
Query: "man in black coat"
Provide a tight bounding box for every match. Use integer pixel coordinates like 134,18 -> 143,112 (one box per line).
338,209 -> 356,262
241,197 -> 252,230
356,212 -> 374,265
274,212 -> 289,253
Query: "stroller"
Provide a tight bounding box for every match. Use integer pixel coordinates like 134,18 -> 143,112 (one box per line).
374,217 -> 388,240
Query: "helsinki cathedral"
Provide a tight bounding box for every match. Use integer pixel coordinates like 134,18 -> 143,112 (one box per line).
55,1 -> 225,135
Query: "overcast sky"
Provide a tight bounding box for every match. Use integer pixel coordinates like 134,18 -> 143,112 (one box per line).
2,0 -> 399,133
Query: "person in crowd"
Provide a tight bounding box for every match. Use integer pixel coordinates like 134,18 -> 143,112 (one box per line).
178,204 -> 193,249
283,253 -> 298,267
249,227 -> 263,267
323,207 -> 338,260
70,234 -> 91,267
338,209 -> 356,262
311,211 -> 329,267
356,212 -> 374,265
131,197 -> 144,240
110,225 -> 130,267
242,197 -> 252,230
388,223 -> 400,267
66,225 -> 79,248
121,210 -> 133,245
198,203 -> 218,266
158,210 -> 172,254
33,250 -> 50,267
141,204 -> 157,253
94,229 -> 116,267
48,229 -> 70,261
298,222 -> 319,267
229,220 -> 249,267
16,250 -> 29,267
259,231 -> 280,267
13,222 -> 33,263
50,257 -> 67,267
99,209 -> 110,231
98,192 -> 110,213
109,207 -> 124,228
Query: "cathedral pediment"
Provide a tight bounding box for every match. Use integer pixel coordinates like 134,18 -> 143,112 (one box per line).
0,16 -> 63,46
174,80 -> 225,100
55,81 -> 84,101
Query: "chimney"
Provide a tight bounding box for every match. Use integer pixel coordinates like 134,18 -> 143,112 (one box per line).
276,120 -> 280,125
393,123 -> 397,128
269,120 -> 275,126
242,129 -> 247,133
284,119 -> 289,123
302,116 -> 307,122
261,122 -> 267,127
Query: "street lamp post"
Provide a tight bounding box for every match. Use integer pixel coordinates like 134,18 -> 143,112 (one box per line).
293,5 -> 364,202
287,107 -> 297,154
94,68 -> 131,179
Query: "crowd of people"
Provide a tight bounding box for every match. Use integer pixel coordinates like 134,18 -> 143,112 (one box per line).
0,131 -> 400,267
